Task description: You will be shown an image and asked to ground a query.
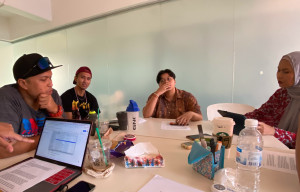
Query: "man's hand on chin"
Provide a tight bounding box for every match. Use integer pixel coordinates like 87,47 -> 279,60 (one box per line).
38,93 -> 57,113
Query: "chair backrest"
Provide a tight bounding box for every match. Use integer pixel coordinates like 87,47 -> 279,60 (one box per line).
207,103 -> 255,121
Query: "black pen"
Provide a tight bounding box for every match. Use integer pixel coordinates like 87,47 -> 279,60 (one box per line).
210,138 -> 216,163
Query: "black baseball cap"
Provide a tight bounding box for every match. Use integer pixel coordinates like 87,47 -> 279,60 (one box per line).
13,53 -> 62,81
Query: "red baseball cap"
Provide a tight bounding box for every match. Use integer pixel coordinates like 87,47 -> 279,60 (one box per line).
73,66 -> 92,84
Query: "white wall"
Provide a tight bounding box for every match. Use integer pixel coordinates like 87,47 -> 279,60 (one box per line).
0,41 -> 13,84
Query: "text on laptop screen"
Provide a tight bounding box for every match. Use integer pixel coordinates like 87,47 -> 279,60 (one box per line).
36,119 -> 90,167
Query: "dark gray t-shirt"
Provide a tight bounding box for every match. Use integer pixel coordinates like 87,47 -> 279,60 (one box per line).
0,84 -> 62,137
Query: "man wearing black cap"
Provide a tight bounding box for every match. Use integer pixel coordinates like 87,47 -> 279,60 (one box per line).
0,53 -> 62,158
61,66 -> 99,120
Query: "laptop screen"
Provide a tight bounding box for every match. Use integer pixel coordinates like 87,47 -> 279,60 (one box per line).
217,110 -> 246,135
35,118 -> 91,167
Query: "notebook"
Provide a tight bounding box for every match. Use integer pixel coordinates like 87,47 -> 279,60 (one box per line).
0,118 -> 91,192
217,110 -> 246,135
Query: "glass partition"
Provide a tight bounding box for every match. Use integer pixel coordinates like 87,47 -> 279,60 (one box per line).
3,0 -> 300,120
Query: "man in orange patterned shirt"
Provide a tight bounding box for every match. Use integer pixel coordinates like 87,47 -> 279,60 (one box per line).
143,69 -> 202,125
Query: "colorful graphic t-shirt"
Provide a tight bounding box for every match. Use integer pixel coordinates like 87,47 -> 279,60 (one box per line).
61,88 -> 99,120
0,84 -> 62,137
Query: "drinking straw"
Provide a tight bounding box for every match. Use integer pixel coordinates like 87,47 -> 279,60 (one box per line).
96,108 -> 108,166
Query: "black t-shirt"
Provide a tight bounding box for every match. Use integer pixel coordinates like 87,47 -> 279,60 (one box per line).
61,88 -> 99,120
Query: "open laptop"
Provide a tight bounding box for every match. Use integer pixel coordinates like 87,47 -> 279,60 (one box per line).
217,110 -> 246,135
0,118 -> 91,192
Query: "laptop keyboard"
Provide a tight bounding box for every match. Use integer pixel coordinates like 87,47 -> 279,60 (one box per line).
45,168 -> 75,185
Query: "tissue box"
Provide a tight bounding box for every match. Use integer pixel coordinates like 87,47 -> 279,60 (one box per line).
188,141 -> 225,179
124,142 -> 164,168
124,154 -> 164,168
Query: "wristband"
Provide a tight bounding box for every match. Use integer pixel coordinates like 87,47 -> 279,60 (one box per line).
153,92 -> 159,98
48,105 -> 63,117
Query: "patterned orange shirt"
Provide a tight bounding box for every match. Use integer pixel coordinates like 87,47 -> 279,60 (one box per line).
146,88 -> 201,119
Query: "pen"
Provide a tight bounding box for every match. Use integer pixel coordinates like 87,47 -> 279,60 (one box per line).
210,138 -> 216,163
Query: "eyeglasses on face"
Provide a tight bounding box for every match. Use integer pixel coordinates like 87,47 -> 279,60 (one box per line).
22,57 -> 53,78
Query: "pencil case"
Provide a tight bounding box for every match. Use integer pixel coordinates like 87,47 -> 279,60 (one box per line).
188,141 -> 225,179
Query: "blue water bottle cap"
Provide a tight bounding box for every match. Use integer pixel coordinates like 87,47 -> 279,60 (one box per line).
126,100 -> 140,112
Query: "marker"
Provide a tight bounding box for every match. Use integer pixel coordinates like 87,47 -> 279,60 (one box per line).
215,141 -> 222,151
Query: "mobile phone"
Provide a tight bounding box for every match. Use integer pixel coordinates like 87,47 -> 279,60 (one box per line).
181,141 -> 193,150
186,134 -> 211,141
186,134 -> 200,141
67,181 -> 95,192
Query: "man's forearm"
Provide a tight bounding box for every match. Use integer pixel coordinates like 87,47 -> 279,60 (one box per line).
0,135 -> 40,159
190,111 -> 203,121
143,94 -> 158,118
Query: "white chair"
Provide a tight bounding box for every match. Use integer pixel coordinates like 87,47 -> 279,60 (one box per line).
207,103 -> 255,121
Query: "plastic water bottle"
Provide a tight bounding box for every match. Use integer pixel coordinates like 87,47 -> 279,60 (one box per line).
126,100 -> 140,131
88,111 -> 98,136
236,119 -> 263,192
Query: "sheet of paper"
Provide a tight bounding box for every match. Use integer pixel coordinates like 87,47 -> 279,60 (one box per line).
161,121 -> 191,130
262,150 -> 297,174
138,174 -> 204,192
0,158 -> 65,192
139,118 -> 146,124
232,135 -> 289,150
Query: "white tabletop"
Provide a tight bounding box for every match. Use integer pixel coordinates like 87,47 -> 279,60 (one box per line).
129,118 -> 200,140
132,118 -> 289,150
0,118 -> 298,192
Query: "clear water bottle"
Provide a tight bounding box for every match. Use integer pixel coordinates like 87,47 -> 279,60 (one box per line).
236,119 -> 263,192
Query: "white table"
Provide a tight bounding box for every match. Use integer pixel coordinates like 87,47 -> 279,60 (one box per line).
0,118 -> 298,192
134,118 -> 289,150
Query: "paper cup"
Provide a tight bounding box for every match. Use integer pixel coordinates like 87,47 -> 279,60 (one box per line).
212,117 -> 235,136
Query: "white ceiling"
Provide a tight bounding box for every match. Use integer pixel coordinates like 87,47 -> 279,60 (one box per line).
0,10 -> 13,18
0,0 -> 163,43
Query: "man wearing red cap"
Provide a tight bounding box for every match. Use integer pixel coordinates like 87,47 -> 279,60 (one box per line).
0,53 -> 62,158
61,66 -> 99,120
